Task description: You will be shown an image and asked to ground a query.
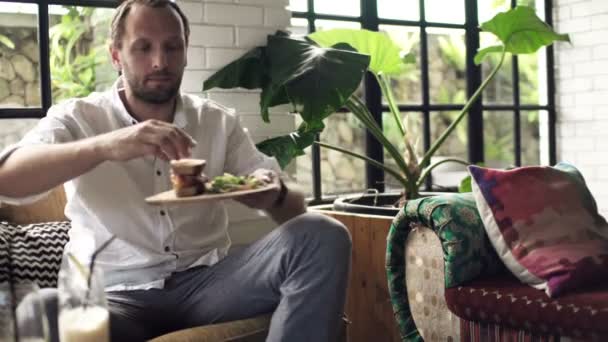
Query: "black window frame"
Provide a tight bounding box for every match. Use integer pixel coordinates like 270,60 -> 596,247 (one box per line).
0,0 -> 118,119
293,0 -> 557,205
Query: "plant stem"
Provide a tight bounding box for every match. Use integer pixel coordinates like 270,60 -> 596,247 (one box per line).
316,141 -> 409,186
345,96 -> 413,185
346,96 -> 420,196
418,46 -> 507,169
416,157 -> 470,189
376,73 -> 405,137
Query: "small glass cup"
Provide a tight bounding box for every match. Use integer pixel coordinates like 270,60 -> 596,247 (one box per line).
57,263 -> 110,342
0,281 -> 50,342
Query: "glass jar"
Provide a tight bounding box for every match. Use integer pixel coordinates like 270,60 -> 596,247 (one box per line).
57,262 -> 109,342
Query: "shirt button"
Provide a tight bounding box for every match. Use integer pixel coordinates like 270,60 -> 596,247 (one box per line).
160,210 -> 166,216
164,246 -> 170,252
156,170 -> 162,176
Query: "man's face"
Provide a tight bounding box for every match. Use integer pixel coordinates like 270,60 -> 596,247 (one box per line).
110,5 -> 187,104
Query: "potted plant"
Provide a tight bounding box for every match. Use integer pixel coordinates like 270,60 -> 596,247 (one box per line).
203,6 -> 568,213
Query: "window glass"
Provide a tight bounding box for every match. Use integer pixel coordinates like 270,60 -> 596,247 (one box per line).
430,111 -> 468,189
0,3 -> 40,108
427,28 -> 466,105
521,110 -> 546,166
519,51 -> 547,105
481,29 -> 514,105
0,119 -> 39,151
49,5 -> 114,104
320,113 -> 367,195
314,0 -> 359,17
425,0 -> 465,24
288,0 -> 307,12
378,0 -> 419,21
383,111 -> 424,191
484,111 -> 514,168
289,18 -> 308,36
478,0 -> 510,24
314,19 -> 361,31
379,25 -> 421,104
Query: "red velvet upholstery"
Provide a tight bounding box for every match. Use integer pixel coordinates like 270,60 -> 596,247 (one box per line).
445,274 -> 608,341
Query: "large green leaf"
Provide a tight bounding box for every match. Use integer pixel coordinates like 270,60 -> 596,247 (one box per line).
203,47 -> 268,91
475,6 -> 570,64
256,122 -> 323,169
264,34 -> 370,125
308,29 -> 413,76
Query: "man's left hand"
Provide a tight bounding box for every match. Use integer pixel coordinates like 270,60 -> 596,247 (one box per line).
235,169 -> 281,210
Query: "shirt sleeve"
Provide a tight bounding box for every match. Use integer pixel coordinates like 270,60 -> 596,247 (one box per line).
0,105 -> 78,205
224,116 -> 281,177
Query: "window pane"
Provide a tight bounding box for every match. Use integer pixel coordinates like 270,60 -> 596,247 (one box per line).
427,28 -> 466,105
0,3 -> 40,108
484,111 -> 514,168
314,0 -> 359,17
519,51 -> 548,105
49,6 -> 114,104
383,111 -> 423,191
478,0 -> 510,24
425,0 -> 465,24
430,111 -> 468,189
518,0 -> 545,20
379,25 -> 421,104
521,110 -> 547,166
0,119 -> 38,150
289,18 -> 309,36
481,31 -> 514,105
314,19 -> 361,31
378,0 -> 419,21
320,113 -> 366,195
289,0 -> 307,12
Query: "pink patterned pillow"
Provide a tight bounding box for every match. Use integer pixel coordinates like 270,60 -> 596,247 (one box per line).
469,163 -> 608,297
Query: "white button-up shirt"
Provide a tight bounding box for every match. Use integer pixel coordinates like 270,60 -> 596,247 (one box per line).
0,78 -> 280,290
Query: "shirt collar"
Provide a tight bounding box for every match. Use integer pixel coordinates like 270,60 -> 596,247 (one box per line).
111,77 -> 187,129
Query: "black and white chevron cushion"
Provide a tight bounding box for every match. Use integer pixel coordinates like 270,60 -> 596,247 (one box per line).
0,221 -> 70,288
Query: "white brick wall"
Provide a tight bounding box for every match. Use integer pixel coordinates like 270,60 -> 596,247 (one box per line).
555,0 -> 608,215
176,0 -> 293,245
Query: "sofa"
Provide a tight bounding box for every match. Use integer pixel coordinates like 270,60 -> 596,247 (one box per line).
386,193 -> 608,342
0,187 -> 346,342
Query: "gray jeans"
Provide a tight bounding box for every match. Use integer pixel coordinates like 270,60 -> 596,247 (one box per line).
37,212 -> 351,342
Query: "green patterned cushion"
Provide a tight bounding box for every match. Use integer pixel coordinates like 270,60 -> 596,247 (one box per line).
386,193 -> 504,341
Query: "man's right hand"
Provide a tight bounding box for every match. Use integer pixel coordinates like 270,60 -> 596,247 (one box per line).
94,119 -> 197,162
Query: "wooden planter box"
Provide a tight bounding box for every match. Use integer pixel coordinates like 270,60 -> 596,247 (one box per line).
310,207 -> 400,342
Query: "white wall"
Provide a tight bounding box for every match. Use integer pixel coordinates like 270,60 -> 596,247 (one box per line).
176,0 -> 294,245
554,0 -> 608,215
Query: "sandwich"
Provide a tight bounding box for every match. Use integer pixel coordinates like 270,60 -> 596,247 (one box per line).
170,159 -> 209,197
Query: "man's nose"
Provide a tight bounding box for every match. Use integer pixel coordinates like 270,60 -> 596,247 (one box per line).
152,49 -> 169,70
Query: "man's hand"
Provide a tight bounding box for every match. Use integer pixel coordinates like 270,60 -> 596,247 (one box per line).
93,119 -> 197,162
235,169 -> 281,210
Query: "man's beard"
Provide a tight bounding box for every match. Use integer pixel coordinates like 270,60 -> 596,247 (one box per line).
125,71 -> 182,104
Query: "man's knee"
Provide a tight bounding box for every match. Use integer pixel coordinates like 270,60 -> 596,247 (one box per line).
286,212 -> 352,252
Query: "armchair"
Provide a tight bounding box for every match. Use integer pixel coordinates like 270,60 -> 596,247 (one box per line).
0,187 -> 346,341
387,193 -> 608,341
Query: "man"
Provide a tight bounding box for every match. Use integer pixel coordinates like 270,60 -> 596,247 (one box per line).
0,1 -> 351,341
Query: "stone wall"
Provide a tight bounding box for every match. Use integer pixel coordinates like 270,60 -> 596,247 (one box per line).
0,26 -> 41,151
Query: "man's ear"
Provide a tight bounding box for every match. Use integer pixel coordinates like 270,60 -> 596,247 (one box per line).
109,44 -> 122,73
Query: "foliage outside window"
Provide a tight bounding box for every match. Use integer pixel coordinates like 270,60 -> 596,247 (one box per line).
288,0 -> 554,199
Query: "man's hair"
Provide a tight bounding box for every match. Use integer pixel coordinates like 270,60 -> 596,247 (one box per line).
110,0 -> 190,48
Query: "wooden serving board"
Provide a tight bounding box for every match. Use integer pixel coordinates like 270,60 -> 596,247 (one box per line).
145,184 -> 278,205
